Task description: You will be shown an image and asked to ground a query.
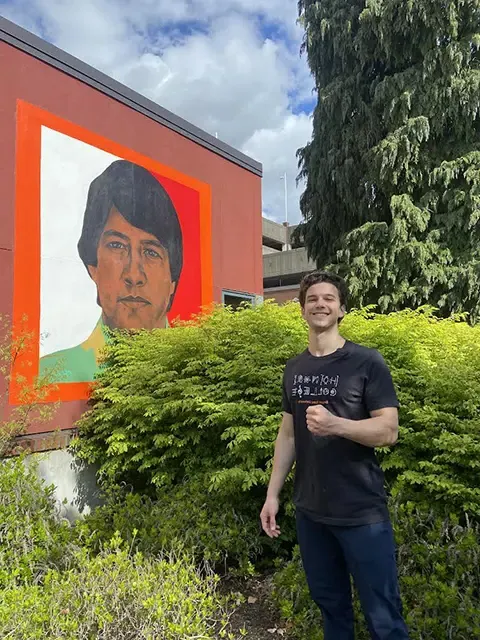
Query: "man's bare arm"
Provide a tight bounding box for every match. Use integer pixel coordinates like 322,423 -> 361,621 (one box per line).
260,412 -> 296,538
267,412 -> 296,498
332,407 -> 398,447
306,405 -> 398,448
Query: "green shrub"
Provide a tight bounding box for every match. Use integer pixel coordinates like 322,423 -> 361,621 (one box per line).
341,307 -> 480,516
74,303 -> 303,562
73,303 -> 304,494
76,481 -> 265,574
0,534 -> 237,640
74,303 -> 480,520
272,500 -> 480,640
70,303 -> 480,635
0,455 -> 75,588
392,500 -> 480,638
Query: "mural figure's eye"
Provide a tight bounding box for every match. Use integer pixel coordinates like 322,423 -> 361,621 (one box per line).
144,248 -> 162,259
107,241 -> 127,250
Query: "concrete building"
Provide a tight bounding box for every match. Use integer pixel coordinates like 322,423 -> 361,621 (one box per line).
262,217 -> 316,303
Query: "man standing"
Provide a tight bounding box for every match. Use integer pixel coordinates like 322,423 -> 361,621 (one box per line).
260,271 -> 409,640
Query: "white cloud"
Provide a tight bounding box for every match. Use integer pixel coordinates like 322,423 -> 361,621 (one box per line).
121,17 -> 292,147
243,113 -> 312,223
2,0 -> 314,223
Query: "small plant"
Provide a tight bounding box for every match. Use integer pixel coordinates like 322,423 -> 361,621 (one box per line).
0,314 -> 59,455
0,534 -> 240,640
0,455 -> 76,588
0,457 -> 242,639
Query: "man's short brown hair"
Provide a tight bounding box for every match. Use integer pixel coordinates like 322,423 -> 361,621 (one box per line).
298,271 -> 348,310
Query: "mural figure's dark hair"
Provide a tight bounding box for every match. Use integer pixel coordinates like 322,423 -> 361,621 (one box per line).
78,160 -> 183,289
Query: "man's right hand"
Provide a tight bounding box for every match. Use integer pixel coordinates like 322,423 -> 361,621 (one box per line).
260,495 -> 281,538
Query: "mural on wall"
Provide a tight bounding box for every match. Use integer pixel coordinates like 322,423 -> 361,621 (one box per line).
11,100 -> 212,404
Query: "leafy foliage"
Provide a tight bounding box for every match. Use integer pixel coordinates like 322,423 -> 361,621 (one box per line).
297,0 -> 480,318
0,314 -> 59,455
73,303 -> 305,563
77,481 -> 263,574
341,306 -> 480,515
272,499 -> 480,640
0,454 -> 241,639
74,304 -> 305,492
0,455 -> 75,588
0,534 -> 237,640
5,302 -> 480,636
75,303 -> 480,519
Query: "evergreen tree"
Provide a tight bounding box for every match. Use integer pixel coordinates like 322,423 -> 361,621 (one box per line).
297,0 -> 480,319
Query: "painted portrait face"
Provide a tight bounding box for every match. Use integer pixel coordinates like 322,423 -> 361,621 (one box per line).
87,207 -> 176,330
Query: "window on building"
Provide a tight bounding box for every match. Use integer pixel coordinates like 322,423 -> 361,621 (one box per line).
222,290 -> 256,310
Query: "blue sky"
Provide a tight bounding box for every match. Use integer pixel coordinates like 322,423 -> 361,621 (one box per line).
1,0 -> 315,223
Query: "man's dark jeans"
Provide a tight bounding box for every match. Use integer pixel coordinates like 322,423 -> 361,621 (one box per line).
296,510 -> 410,640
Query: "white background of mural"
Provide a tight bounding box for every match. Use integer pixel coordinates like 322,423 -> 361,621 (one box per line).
40,127 -> 120,357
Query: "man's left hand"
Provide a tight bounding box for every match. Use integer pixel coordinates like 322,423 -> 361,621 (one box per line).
306,404 -> 338,436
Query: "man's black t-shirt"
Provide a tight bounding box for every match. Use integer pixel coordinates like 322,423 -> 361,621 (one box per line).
282,341 -> 398,526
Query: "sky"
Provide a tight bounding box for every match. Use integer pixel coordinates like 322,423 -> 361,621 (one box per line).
1,0 -> 315,224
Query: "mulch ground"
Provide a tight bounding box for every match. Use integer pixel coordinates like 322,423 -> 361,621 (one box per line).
219,574 -> 290,639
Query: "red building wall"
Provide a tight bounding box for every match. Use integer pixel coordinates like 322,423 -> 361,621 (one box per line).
264,287 -> 300,304
0,35 -> 262,437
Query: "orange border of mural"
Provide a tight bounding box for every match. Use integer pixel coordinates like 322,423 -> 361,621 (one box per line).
11,99 -> 213,405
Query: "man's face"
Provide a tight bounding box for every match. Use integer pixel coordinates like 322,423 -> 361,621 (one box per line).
301,282 -> 345,331
87,207 -> 176,330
